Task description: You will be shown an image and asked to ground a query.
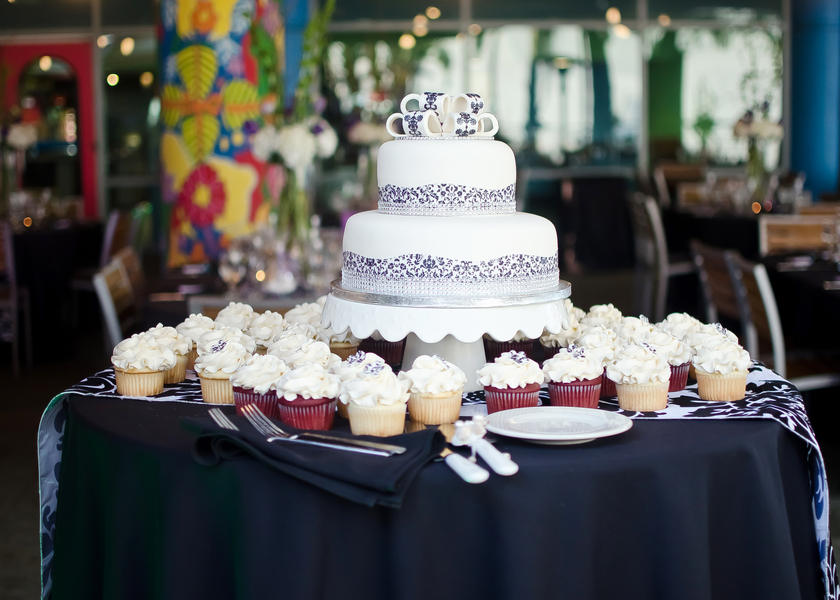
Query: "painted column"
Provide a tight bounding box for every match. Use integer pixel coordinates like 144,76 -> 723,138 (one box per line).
791,0 -> 840,197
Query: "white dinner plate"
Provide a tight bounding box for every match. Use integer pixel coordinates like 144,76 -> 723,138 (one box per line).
485,406 -> 633,445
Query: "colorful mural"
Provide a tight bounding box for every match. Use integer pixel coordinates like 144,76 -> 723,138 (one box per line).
160,0 -> 278,267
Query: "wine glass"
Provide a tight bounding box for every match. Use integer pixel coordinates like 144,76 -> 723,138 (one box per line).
218,247 -> 246,297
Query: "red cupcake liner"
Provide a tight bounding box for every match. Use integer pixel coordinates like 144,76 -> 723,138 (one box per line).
669,362 -> 690,392
277,395 -> 337,430
233,386 -> 279,419
358,338 -> 407,370
484,338 -> 536,361
541,345 -> 562,360
547,378 -> 602,408
600,369 -> 617,398
484,382 -> 541,414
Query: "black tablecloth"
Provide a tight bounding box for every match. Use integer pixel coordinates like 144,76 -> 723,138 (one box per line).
663,210 -> 760,259
49,395 -> 822,600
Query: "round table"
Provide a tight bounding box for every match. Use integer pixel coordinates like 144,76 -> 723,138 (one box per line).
49,395 -> 823,600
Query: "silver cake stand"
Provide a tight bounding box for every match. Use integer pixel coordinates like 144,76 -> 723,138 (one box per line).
321,280 -> 572,392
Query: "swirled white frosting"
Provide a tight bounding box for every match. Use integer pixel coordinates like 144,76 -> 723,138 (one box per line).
657,312 -> 703,340
684,323 -> 739,350
215,302 -> 256,330
578,315 -> 614,329
247,311 -> 286,348
146,323 -> 192,356
540,316 -> 582,348
176,313 -> 216,344
398,354 -> 467,394
274,338 -> 340,370
276,362 -> 340,401
112,333 -> 177,371
616,316 -> 656,344
542,344 -> 603,383
197,326 -> 256,355
565,299 -> 586,322
283,302 -> 323,326
476,351 -> 543,389
643,330 -> 691,366
606,343 -> 671,385
576,326 -> 617,366
332,351 -> 389,382
316,295 -> 328,307
230,354 -> 289,393
338,362 -> 409,406
586,303 -> 623,324
267,324 -> 321,358
194,339 -> 250,375
692,337 -> 751,374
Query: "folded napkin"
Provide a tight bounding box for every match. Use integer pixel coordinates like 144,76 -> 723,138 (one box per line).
182,415 -> 446,508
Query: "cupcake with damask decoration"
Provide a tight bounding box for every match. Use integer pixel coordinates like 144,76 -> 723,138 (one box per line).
197,326 -> 256,356
477,351 -> 543,414
576,325 -> 618,398
275,363 -> 341,430
230,354 -> 289,418
339,362 -> 409,436
607,343 -> 671,412
112,333 -> 177,397
399,355 -> 466,425
539,315 -> 582,360
644,329 -> 692,392
176,313 -> 215,369
194,339 -> 251,404
332,351 -> 390,418
483,331 -> 536,361
542,344 -> 603,408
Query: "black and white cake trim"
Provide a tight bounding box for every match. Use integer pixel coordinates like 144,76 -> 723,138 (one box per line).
378,183 -> 516,216
342,251 -> 560,297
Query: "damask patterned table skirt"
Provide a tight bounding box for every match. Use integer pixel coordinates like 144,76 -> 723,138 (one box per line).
37,363 -> 838,599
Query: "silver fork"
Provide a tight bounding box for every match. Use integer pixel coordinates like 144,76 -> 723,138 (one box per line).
240,404 -> 392,457
209,407 -> 237,431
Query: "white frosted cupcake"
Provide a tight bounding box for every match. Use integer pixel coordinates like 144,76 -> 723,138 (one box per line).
215,301 -> 256,330
542,344 -> 603,408
580,303 -> 623,329
684,323 -> 739,379
275,363 -> 341,430
615,316 -> 656,344
247,310 -> 286,354
646,329 -> 692,392
540,315 -> 582,359
656,312 -> 703,341
692,337 -> 751,401
399,355 -> 466,424
176,313 -> 215,370
194,339 -> 251,404
146,323 -> 192,384
564,299 -> 586,322
111,333 -> 177,396
230,354 -> 289,418
340,362 -> 409,436
317,325 -> 361,361
197,326 -> 256,356
272,338 -> 340,371
477,350 -> 544,414
283,301 -> 322,327
484,331 -> 536,361
577,325 -> 618,398
607,343 -> 671,411
266,324 -> 319,357
332,351 -> 389,418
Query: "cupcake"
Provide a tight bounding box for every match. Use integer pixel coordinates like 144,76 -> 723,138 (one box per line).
317,325 -> 361,361
332,351 -> 390,418
564,299 -> 586,322
358,331 -> 407,370
684,323 -> 739,379
272,338 -> 340,371
656,312 -> 703,341
230,354 -> 289,418
283,301 -> 322,327
540,316 -> 582,360
606,343 -> 671,412
645,329 -> 692,392
477,350 -> 544,414
266,324 -> 319,357
247,310 -> 286,354
197,326 -> 256,356
176,313 -> 215,370
483,331 -> 536,361
399,355 -> 466,424
339,362 -> 409,436
692,337 -> 751,401
615,316 -> 656,344
577,325 -> 618,398
275,363 -> 341,430
214,301 -> 256,330
194,339 -> 251,404
146,323 -> 192,384
542,344 -> 603,408
580,303 -> 623,329
111,333 -> 177,396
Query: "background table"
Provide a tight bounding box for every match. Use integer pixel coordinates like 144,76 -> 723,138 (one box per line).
45,392 -> 825,600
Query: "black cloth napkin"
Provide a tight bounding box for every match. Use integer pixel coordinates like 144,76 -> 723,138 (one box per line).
181,415 -> 446,508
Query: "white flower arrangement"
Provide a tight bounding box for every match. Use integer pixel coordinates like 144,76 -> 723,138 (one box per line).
6,124 -> 38,150
251,117 -> 338,176
733,109 -> 783,141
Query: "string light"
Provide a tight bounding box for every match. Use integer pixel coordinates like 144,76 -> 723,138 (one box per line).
39,56 -> 52,71
97,35 -> 111,48
139,71 -> 154,87
752,202 -> 762,214
425,6 -> 440,19
398,34 -> 416,49
120,37 -> 135,56
467,23 -> 482,35
107,74 -> 119,86
606,7 -> 621,24
658,14 -> 671,26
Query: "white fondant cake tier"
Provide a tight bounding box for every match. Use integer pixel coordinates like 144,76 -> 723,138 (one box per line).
341,211 -> 559,297
377,139 -> 516,216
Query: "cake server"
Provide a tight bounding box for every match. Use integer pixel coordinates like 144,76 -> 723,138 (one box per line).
405,421 -> 489,484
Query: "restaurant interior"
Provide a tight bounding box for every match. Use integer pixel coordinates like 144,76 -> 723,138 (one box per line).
2,0 -> 840,598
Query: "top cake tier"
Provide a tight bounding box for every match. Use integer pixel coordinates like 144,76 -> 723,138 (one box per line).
377,139 -> 516,217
